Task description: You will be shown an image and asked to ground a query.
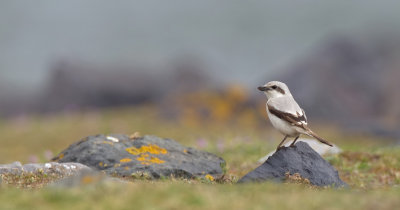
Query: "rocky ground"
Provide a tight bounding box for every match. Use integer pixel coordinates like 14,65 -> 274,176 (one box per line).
1,134 -> 347,188
0,107 -> 399,209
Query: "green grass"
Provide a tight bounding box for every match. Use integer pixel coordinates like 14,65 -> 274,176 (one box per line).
1,106 -> 400,209
1,182 -> 400,210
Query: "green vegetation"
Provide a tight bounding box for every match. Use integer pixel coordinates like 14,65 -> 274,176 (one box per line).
1,106 -> 399,209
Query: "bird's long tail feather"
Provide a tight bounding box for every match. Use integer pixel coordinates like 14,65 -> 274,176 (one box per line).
303,126 -> 333,147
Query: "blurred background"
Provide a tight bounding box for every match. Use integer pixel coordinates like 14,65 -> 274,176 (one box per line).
1,0 -> 400,145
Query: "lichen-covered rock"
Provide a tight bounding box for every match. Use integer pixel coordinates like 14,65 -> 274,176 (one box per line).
238,142 -> 347,187
53,134 -> 226,179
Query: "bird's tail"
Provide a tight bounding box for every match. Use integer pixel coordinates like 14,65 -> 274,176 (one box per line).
303,126 -> 333,147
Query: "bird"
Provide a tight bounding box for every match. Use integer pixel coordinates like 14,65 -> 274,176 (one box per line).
257,81 -> 333,150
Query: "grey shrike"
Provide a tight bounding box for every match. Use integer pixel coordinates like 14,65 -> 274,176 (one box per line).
258,81 -> 333,150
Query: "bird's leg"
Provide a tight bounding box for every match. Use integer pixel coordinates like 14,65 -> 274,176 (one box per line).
276,135 -> 288,151
289,135 -> 300,147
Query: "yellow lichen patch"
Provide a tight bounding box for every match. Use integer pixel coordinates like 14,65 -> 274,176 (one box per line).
124,166 -> 130,171
114,163 -> 121,168
183,149 -> 188,154
120,158 -> 132,163
98,162 -> 104,167
149,156 -> 165,164
125,144 -> 168,155
136,154 -> 149,162
53,153 -> 64,161
136,154 -> 165,165
102,141 -> 114,145
205,174 -> 214,181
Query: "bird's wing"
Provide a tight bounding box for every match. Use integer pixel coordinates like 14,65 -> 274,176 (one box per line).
267,96 -> 307,126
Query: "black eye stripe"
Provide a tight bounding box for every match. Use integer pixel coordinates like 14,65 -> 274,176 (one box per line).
276,87 -> 285,94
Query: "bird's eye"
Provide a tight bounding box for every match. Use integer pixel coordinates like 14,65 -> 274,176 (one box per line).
271,85 -> 277,89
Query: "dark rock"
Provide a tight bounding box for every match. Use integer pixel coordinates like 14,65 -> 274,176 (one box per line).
53,134 -> 226,179
238,142 -> 347,187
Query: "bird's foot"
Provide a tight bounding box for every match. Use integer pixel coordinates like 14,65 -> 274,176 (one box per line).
289,143 -> 296,147
276,146 -> 285,151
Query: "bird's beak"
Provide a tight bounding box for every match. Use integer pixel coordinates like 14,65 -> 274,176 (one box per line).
257,86 -> 269,91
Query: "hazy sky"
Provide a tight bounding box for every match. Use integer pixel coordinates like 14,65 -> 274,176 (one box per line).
1,0 -> 400,89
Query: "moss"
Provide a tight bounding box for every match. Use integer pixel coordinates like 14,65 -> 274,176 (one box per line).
284,172 -> 311,186
1,172 -> 60,189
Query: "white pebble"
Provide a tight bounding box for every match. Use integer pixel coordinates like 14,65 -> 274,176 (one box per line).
106,136 -> 119,142
45,163 -> 52,168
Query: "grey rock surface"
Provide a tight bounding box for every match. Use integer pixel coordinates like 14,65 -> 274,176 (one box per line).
238,142 -> 347,187
0,161 -> 94,176
0,161 -> 23,174
53,134 -> 225,179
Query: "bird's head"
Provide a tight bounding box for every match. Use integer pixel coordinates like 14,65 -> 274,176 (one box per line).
258,81 -> 291,99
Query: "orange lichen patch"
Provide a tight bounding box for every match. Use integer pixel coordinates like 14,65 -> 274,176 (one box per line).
124,166 -> 130,171
136,154 -> 165,165
183,149 -> 188,154
120,158 -> 132,163
125,144 -> 168,155
102,141 -> 114,145
149,156 -> 165,164
81,175 -> 96,184
136,153 -> 149,160
205,174 -> 214,181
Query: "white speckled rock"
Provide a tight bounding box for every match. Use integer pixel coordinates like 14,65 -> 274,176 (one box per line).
0,161 -> 94,176
0,161 -> 23,174
258,138 -> 342,163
